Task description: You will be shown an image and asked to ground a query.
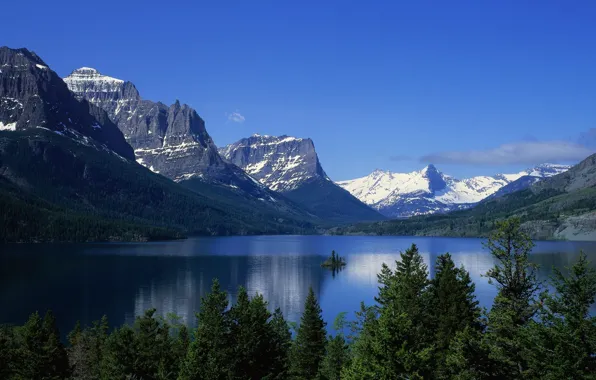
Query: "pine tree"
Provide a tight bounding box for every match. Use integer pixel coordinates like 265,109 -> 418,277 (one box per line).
229,287 -> 277,379
485,218 -> 540,325
13,310 -> 70,379
101,325 -> 136,379
484,218 -> 541,378
179,279 -> 232,380
429,253 -> 481,376
318,312 -> 350,380
134,308 -> 176,379
266,307 -> 292,380
341,303 -> 380,379
169,314 -> 190,377
42,310 -> 70,379
290,287 -> 327,379
68,316 -> 109,380
345,244 -> 433,379
0,325 -> 16,379
444,325 -> 499,380
524,251 -> 596,378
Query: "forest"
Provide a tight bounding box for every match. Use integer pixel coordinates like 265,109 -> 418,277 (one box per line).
1,218 -> 595,379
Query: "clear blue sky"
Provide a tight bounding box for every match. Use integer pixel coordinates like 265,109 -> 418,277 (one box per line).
4,0 -> 596,180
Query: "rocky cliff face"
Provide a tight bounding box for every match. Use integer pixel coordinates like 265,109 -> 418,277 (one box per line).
64,67 -> 224,180
219,134 -> 328,191
0,48 -> 134,159
63,68 -> 283,204
220,134 -> 384,223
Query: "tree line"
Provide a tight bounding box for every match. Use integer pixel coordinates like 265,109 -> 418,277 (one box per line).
1,218 -> 596,379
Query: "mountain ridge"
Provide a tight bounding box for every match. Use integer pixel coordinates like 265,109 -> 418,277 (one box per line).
330,155 -> 596,241
0,47 -> 317,242
337,163 -> 570,217
63,67 -> 319,221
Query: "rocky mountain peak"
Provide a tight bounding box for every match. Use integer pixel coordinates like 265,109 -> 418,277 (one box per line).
0,47 -> 134,159
63,65 -> 277,203
420,164 -> 447,192
220,134 -> 327,192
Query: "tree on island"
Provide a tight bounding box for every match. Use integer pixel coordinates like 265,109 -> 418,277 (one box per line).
321,250 -> 346,270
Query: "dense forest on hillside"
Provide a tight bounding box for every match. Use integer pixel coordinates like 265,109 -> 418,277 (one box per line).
0,130 -> 317,242
331,186 -> 596,240
2,218 -> 595,379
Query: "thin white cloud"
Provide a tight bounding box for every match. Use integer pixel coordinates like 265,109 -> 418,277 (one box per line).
420,140 -> 593,166
227,111 -> 245,124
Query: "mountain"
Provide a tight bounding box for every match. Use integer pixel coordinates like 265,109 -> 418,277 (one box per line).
219,134 -> 384,223
0,47 -> 315,242
337,163 -> 570,218
63,67 -> 289,204
485,176 -> 542,200
331,154 -> 596,241
0,48 -> 133,159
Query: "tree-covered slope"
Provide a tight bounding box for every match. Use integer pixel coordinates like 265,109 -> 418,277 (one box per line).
331,154 -> 596,240
283,177 -> 385,224
0,130 -> 315,242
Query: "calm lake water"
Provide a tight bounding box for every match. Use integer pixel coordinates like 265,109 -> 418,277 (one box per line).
2,235 -> 596,337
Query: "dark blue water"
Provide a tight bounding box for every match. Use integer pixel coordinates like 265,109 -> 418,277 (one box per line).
1,236 -> 596,337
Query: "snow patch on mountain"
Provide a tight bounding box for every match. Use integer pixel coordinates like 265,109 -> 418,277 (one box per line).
337,163 -> 570,218
219,134 -> 328,192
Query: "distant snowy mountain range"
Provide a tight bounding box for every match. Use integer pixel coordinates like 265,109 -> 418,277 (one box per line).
337,163 -> 570,218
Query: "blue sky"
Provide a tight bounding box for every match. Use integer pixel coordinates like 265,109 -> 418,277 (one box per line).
3,0 -> 596,180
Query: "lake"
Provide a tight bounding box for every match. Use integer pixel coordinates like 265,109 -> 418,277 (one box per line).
2,235 -> 596,337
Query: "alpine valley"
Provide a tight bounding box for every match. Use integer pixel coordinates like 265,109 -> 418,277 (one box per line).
1,46 -> 594,242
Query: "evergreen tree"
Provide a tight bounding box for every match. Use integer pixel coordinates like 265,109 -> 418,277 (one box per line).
318,312 -> 350,380
179,279 -> 232,380
13,310 -> 70,379
69,316 -> 109,380
268,308 -> 292,380
134,308 -> 177,379
444,325 -> 500,380
0,325 -> 16,379
101,325 -> 136,380
41,310 -> 70,379
484,218 -> 541,378
229,287 -> 277,379
290,287 -> 327,379
341,303 -> 380,379
524,251 -> 596,379
170,314 -> 190,377
345,244 -> 432,379
429,253 -> 481,376
485,218 -> 540,325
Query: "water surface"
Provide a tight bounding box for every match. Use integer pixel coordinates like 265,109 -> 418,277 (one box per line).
1,236 -> 596,336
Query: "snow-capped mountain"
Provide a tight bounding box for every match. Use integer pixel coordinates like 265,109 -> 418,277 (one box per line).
63,67 -> 280,201
220,135 -> 384,223
219,134 -> 328,191
337,164 -> 570,218
0,49 -> 134,159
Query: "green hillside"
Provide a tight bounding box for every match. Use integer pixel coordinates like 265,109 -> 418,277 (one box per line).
0,130 -> 316,242
331,154 -> 596,240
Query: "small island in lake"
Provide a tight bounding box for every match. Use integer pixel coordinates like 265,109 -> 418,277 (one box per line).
321,250 -> 346,270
